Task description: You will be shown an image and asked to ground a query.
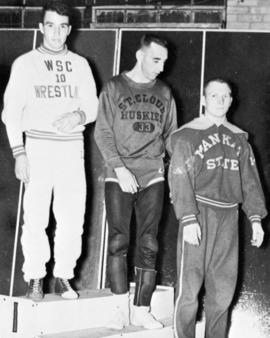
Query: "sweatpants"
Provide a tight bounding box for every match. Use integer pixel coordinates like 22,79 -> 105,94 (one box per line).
174,204 -> 239,338
21,137 -> 86,282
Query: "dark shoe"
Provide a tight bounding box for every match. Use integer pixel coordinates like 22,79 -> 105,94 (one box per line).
26,279 -> 44,301
55,278 -> 78,299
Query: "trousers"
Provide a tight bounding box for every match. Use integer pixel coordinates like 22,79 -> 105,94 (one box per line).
174,204 -> 238,338
174,204 -> 239,338
105,181 -> 164,295
21,137 -> 86,282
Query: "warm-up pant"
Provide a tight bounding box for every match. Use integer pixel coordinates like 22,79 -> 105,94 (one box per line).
174,204 -> 239,338
21,137 -> 86,282
105,181 -> 164,297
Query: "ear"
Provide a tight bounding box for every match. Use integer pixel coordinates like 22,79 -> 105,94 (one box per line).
67,25 -> 72,36
39,22 -> 44,34
136,49 -> 143,62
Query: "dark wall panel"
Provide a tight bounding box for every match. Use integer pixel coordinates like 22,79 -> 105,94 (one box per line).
68,30 -> 117,290
0,30 -> 35,296
204,31 -> 270,334
119,29 -> 203,285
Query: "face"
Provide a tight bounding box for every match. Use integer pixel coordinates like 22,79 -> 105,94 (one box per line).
138,42 -> 168,82
203,81 -> 233,119
39,10 -> 71,51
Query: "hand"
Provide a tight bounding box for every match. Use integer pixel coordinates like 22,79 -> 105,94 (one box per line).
183,222 -> 201,246
251,222 -> 264,247
114,167 -> 139,194
53,112 -> 81,133
15,154 -> 30,183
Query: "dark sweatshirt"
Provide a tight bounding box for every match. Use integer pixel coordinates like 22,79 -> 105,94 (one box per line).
169,116 -> 267,226
94,72 -> 177,188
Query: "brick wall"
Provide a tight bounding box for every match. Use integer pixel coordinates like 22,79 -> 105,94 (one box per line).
227,0 -> 270,30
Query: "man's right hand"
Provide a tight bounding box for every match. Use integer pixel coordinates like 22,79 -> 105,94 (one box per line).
183,222 -> 202,246
114,167 -> 139,194
15,154 -> 30,183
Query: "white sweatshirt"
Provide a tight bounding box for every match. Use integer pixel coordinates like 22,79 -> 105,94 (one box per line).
2,45 -> 98,157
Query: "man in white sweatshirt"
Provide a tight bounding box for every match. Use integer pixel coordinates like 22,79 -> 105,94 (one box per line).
2,0 -> 98,301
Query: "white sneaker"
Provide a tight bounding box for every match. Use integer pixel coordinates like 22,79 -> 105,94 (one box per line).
26,279 -> 44,301
131,305 -> 163,330
55,278 -> 78,299
106,293 -> 130,330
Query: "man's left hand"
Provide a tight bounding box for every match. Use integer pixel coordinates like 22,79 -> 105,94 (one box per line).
251,221 -> 264,247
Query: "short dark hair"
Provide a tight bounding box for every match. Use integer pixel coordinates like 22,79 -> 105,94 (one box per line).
203,78 -> 232,95
42,0 -> 71,23
138,34 -> 168,51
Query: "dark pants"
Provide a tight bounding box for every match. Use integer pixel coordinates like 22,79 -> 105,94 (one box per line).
105,181 -> 164,303
174,204 -> 239,338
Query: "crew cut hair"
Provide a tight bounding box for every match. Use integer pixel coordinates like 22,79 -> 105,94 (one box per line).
42,0 -> 71,22
138,34 -> 168,51
203,78 -> 232,95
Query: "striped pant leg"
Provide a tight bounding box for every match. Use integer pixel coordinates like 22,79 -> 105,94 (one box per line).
174,205 -> 208,338
204,207 -> 239,338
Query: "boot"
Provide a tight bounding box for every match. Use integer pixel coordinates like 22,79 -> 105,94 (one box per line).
106,293 -> 130,330
131,267 -> 163,329
26,278 -> 44,301
55,278 -> 78,299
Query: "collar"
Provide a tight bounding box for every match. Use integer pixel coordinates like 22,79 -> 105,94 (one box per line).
37,44 -> 68,56
204,113 -> 226,126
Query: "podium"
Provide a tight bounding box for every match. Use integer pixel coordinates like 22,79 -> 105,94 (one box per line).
0,285 -> 174,338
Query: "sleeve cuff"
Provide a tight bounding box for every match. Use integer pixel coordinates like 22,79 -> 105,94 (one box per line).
12,145 -> 26,158
249,215 -> 262,223
108,157 -> 124,169
181,214 -> 197,226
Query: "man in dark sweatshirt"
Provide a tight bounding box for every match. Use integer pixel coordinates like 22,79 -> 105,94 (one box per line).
169,78 -> 267,338
94,34 -> 177,330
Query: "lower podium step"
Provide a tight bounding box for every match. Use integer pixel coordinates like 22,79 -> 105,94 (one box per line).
0,285 -> 174,338
42,318 -> 173,338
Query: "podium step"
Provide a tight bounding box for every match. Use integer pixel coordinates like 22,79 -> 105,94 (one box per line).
0,285 -> 174,338
42,318 -> 173,338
